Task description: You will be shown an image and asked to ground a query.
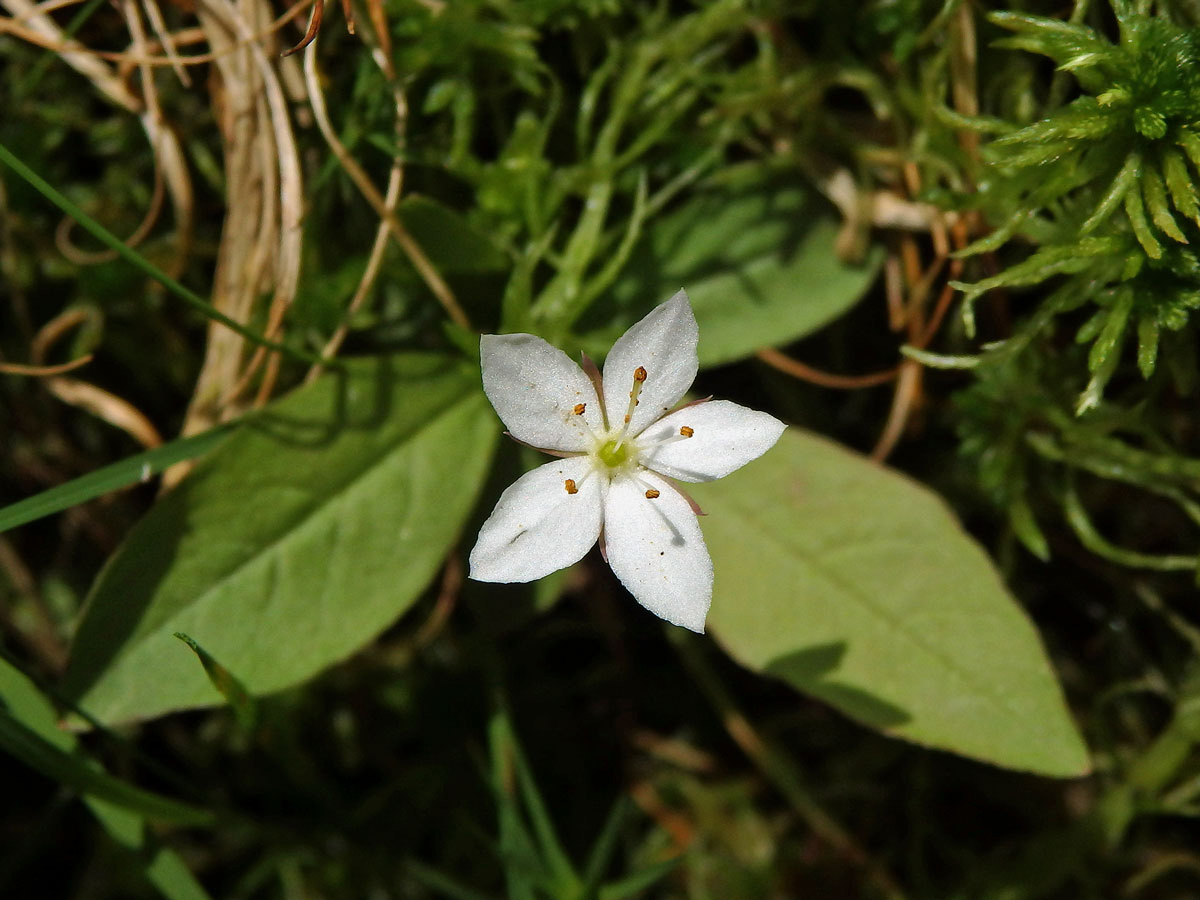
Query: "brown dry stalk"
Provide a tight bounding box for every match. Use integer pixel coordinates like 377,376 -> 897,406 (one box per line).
280,0 -> 321,56
0,0 -> 141,109
30,307 -> 94,363
29,310 -> 164,447
53,141 -> 167,264
0,0 -> 313,68
1,0 -> 196,279
755,347 -> 898,389
303,40 -> 471,331
169,0 -> 303,464
0,356 -> 94,376
870,356 -> 922,462
140,0 -> 191,85
47,378 -> 164,447
305,45 -> 406,383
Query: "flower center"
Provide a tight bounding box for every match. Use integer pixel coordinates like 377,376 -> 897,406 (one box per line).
597,439 -> 632,468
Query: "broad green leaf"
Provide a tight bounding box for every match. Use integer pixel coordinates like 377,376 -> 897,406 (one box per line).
583,171 -> 882,367
693,428 -> 1090,777
0,424 -> 235,534
64,355 -> 498,725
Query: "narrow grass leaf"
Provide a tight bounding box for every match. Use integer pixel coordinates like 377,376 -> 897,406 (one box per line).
0,657 -> 212,898
578,796 -> 629,899
597,857 -> 682,899
87,800 -> 213,900
0,711 -> 213,825
0,425 -> 235,534
405,859 -> 499,900
0,141 -> 317,362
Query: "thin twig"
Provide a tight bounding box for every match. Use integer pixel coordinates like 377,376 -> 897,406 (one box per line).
0,0 -> 313,68
0,356 -> 93,376
305,50 -> 407,383
756,347 -> 898,389
303,39 -> 471,331
0,536 -> 69,674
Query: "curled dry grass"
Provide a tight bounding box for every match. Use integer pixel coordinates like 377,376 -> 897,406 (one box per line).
0,0 -> 461,481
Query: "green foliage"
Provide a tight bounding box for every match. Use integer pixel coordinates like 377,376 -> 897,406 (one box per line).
10,0 -> 1200,897
695,427 -> 1089,776
585,169 -> 884,366
955,341 -> 1200,572
63,356 -> 497,724
954,2 -> 1200,407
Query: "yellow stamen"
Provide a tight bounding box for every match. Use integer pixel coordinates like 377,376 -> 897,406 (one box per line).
644,488 -> 660,499
573,403 -> 586,415
564,479 -> 578,494
679,426 -> 694,437
614,367 -> 647,447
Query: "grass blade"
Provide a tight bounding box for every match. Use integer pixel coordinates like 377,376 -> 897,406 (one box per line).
0,140 -> 319,363
0,424 -> 235,533
0,710 -> 214,826
598,857 -> 682,899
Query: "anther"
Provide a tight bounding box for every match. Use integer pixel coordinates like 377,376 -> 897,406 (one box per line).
634,366 -> 647,382
644,488 -> 660,499
573,403 -> 586,415
564,479 -> 578,494
679,426 -> 694,437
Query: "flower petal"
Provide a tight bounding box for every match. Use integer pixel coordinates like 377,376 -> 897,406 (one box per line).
481,333 -> 604,452
602,290 -> 699,438
469,457 -> 603,583
603,470 -> 712,632
638,400 -> 786,483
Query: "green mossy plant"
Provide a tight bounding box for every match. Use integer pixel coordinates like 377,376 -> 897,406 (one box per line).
955,0 -> 1200,409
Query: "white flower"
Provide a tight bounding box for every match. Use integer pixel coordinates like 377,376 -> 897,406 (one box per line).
468,290 -> 785,632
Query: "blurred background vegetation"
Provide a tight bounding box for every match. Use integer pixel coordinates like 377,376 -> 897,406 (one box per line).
3,0 -> 1200,897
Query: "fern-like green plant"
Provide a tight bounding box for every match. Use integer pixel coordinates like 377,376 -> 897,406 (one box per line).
952,1 -> 1200,410
986,4 -> 1200,256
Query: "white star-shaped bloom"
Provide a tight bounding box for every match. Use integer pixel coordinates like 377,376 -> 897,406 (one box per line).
468,290 -> 786,632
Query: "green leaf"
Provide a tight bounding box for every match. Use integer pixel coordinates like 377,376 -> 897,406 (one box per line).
588,170 -> 882,367
399,195 -> 509,275
0,425 -> 236,534
693,428 -> 1090,777
64,355 -> 499,725
0,710 -> 214,825
87,800 -> 213,900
